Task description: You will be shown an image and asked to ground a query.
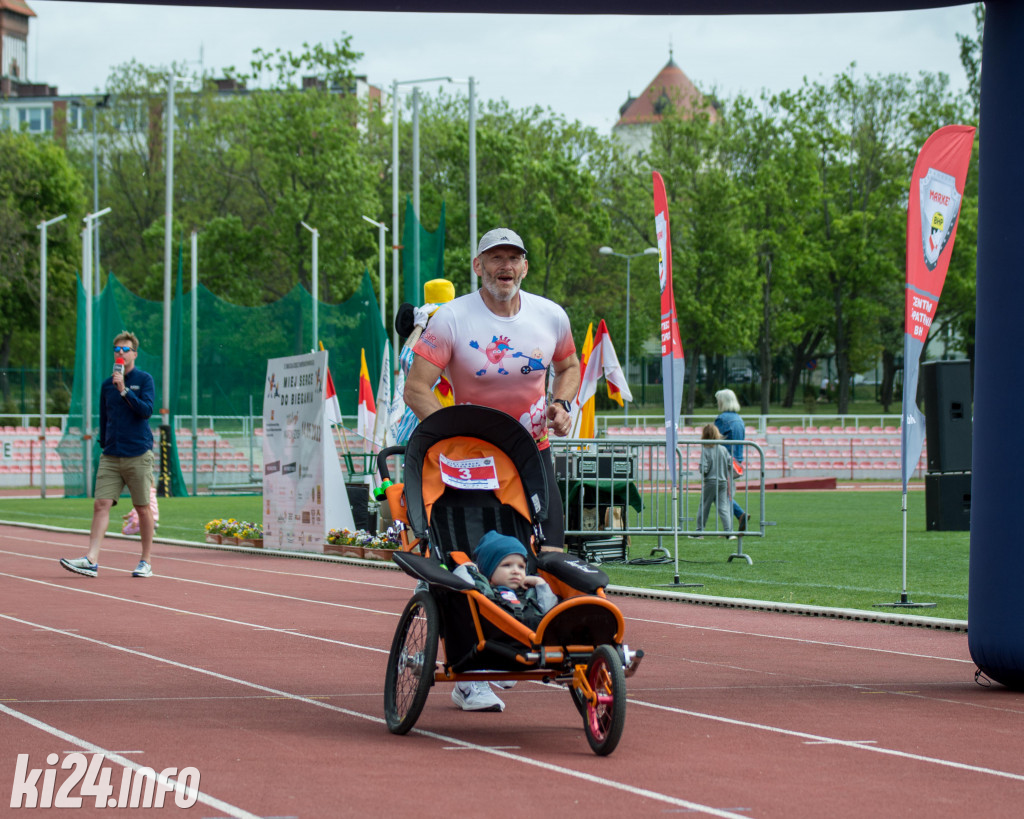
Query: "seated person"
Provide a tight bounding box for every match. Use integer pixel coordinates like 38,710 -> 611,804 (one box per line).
450,530 -> 558,713
453,530 -> 558,627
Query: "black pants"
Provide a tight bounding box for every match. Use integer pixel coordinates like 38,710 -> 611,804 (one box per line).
540,448 -> 564,551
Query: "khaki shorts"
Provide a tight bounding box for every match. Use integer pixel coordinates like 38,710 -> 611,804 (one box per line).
95,451 -> 154,506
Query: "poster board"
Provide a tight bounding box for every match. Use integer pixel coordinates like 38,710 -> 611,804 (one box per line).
262,351 -> 354,551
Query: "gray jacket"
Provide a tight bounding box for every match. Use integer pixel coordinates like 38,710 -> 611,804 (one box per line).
701,442 -> 733,483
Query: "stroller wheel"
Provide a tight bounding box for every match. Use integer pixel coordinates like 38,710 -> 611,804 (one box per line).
582,645 -> 627,756
384,590 -> 439,734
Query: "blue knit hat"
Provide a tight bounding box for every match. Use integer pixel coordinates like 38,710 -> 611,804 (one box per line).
473,530 -> 528,582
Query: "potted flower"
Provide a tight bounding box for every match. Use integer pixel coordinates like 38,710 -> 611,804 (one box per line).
218,518 -> 242,546
237,521 -> 263,549
325,528 -> 363,558
361,527 -> 402,561
204,519 -> 225,544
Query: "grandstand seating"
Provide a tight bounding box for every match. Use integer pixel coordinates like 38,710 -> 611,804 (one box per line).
604,422 -> 924,481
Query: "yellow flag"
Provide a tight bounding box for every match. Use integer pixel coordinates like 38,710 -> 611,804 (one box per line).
579,323 -> 595,438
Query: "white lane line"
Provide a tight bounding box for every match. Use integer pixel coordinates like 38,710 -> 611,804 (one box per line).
0,702 -> 259,819
1,549 -> 404,615
632,699 -> 1024,782
0,540 -> 409,591
0,572 -> 390,654
0,613 -> 751,819
627,615 -> 973,664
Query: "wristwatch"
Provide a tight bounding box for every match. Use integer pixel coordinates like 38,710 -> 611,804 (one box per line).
120,388 -> 129,398
552,398 -> 572,414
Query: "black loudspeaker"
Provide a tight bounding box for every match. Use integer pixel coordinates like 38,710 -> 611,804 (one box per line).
346,483 -> 375,532
922,360 -> 973,473
925,472 -> 971,531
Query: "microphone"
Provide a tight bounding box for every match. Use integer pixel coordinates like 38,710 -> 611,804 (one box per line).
114,357 -> 125,377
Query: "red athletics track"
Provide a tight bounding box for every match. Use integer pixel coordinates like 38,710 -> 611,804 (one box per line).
2,523 -> 1023,818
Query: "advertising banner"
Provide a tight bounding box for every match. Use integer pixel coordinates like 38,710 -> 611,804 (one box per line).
263,351 -> 354,551
901,125 -> 975,491
653,171 -> 685,488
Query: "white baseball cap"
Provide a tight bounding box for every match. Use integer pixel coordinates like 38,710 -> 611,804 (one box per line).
477,228 -> 526,256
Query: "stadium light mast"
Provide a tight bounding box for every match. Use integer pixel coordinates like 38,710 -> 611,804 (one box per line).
37,213 -> 67,499
599,245 -> 659,424
362,215 -> 389,329
301,221 -> 319,349
391,76 -> 455,355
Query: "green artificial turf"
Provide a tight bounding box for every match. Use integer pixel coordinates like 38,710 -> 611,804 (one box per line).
0,489 -> 967,621
602,490 -> 968,621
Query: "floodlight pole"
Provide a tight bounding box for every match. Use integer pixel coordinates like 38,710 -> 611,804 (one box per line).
81,208 -> 110,498
468,76 -> 477,290
91,94 -> 110,289
391,75 -> 456,355
37,213 -> 67,498
301,221 -> 319,349
362,215 -> 389,328
191,229 -> 199,496
598,245 -> 659,424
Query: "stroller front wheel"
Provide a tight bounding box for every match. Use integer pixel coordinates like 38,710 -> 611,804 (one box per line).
384,590 -> 439,734
582,644 -> 627,756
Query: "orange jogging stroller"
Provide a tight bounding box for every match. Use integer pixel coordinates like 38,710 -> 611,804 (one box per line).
376,405 -> 642,755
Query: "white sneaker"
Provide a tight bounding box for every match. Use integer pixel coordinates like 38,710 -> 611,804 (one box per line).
491,679 -> 517,690
60,556 -> 98,578
132,560 -> 153,578
452,681 -> 504,712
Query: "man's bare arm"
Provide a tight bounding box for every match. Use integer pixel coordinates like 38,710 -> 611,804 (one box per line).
404,355 -> 446,421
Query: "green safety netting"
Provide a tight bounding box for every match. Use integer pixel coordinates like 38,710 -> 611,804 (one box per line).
58,264 -> 388,498
402,198 -> 446,306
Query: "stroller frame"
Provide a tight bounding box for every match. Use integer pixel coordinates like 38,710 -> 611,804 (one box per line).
377,406 -> 643,756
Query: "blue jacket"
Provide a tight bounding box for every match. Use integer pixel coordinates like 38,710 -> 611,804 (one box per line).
99,367 -> 155,456
714,411 -> 745,464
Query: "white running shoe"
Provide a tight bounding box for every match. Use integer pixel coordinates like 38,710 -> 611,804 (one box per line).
59,556 -> 98,577
452,681 -> 504,712
491,679 -> 517,690
132,560 -> 153,578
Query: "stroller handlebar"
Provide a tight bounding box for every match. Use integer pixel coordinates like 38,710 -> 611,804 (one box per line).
376,446 -> 406,482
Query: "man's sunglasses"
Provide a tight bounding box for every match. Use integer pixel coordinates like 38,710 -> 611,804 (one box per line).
113,346 -> 134,353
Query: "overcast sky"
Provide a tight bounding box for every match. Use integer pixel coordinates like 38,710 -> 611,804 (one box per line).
28,2 -> 978,132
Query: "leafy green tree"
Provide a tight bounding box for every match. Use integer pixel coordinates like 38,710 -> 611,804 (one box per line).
0,131 -> 86,398
182,40 -> 382,307
644,107 -> 757,413
725,90 -> 821,413
803,68 -> 915,413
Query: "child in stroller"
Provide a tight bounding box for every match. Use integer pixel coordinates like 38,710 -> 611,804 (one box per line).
451,530 -> 558,711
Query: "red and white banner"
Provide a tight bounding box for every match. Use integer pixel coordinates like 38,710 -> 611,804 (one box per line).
570,319 -> 632,438
324,366 -> 342,426
653,171 -> 685,488
901,125 -> 975,491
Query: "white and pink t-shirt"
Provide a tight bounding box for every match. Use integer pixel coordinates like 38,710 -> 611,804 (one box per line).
413,290 -> 576,448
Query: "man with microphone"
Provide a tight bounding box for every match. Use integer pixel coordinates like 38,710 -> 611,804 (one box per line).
60,331 -> 157,578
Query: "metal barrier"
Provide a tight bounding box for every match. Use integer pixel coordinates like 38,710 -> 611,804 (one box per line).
549,437 -> 766,564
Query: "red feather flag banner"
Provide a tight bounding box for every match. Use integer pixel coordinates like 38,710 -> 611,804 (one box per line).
653,171 -> 699,589
653,171 -> 685,489
888,124 -> 974,609
901,125 -> 976,493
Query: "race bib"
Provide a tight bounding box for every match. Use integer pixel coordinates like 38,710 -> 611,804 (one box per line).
438,454 -> 500,490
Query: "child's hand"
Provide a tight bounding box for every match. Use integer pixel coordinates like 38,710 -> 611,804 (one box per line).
520,576 -> 540,588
